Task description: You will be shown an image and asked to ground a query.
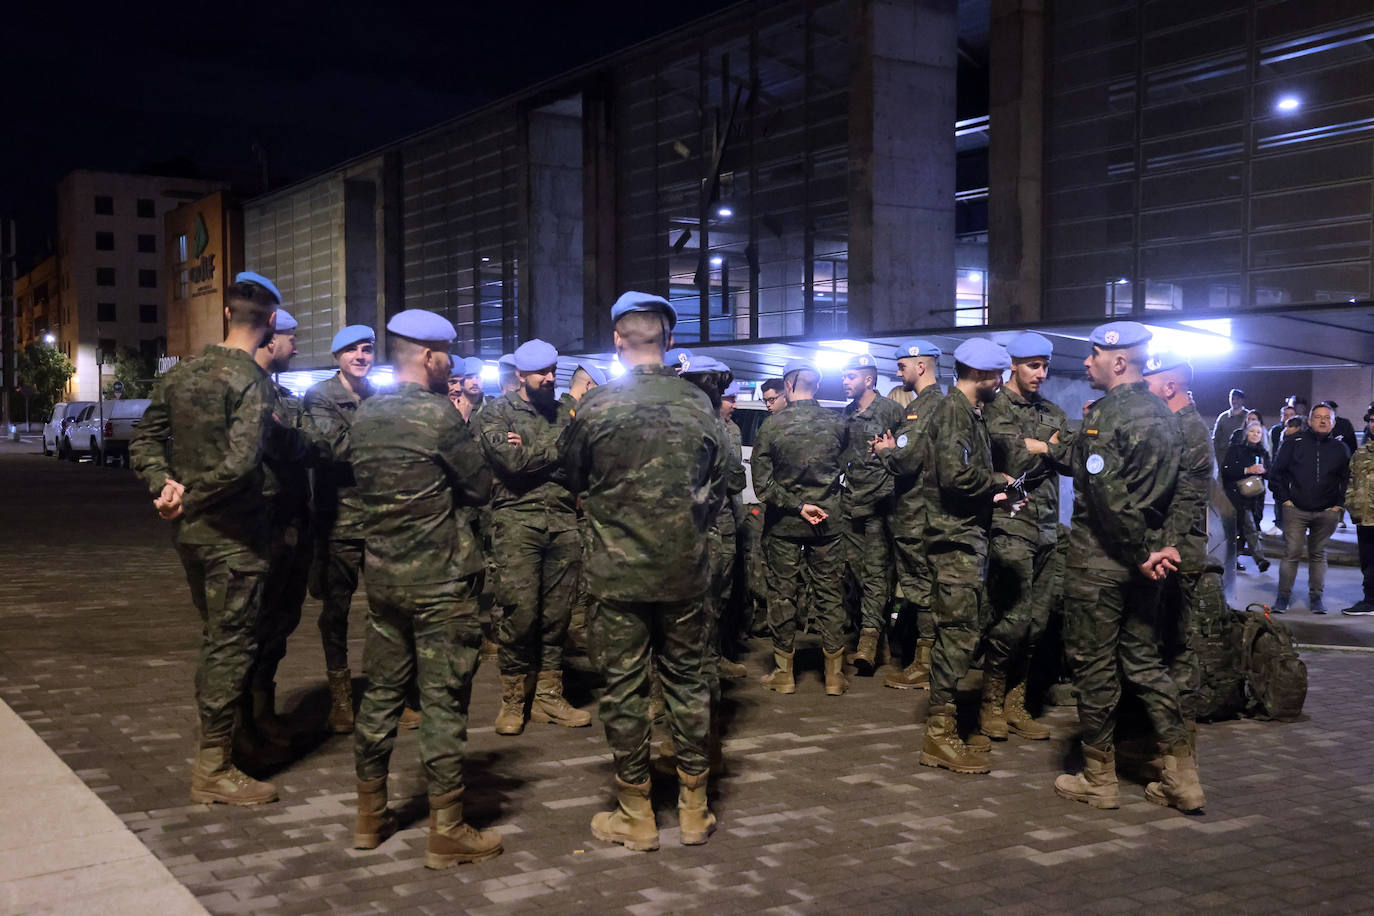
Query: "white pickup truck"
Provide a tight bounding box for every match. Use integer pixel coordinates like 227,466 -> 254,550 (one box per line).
64,399 -> 152,466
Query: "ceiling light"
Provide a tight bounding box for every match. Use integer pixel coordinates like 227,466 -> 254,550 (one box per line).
480,365 -> 498,382
966,270 -> 982,283
1275,95 -> 1301,113
816,338 -> 870,354
44,333 -> 56,344
815,349 -> 854,370
717,206 -> 733,218
710,256 -> 723,266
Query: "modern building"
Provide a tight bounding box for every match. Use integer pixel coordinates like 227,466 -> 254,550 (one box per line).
163,191 -> 245,360
18,170 -> 227,401
240,0 -> 1372,409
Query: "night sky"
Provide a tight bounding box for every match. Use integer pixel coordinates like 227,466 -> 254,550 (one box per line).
5,0 -> 741,269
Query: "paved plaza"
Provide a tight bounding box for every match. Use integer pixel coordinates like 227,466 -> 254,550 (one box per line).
3,442 -> 1374,914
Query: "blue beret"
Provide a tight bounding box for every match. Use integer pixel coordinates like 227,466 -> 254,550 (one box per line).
234,271 -> 282,305
894,340 -> 942,360
498,353 -> 516,369
1090,321 -> 1151,349
386,309 -> 456,344
783,359 -> 819,379
462,357 -> 487,378
1006,332 -> 1054,359
577,362 -> 608,385
331,324 -> 375,353
449,356 -> 465,378
611,290 -> 678,329
843,353 -> 877,371
513,339 -> 559,372
681,355 -> 729,374
665,348 -> 693,370
953,338 -> 1011,372
1143,349 -> 1191,376
722,381 -> 741,398
272,308 -> 298,333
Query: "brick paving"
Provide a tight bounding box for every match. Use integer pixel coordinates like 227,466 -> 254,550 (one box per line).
4,445 -> 1374,914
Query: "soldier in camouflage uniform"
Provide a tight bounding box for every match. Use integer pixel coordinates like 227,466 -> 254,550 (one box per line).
478,339 -> 589,734
348,309 -> 502,869
559,362 -> 606,652
915,339 -> 1014,775
1053,321 -> 1205,814
449,356 -> 486,423
876,341 -> 945,690
753,359 -> 850,697
980,332 -> 1067,743
132,272 -> 308,806
715,380 -> 750,679
242,305 -> 320,761
1342,410 -> 1374,615
305,324 -> 377,733
562,292 -> 727,852
839,353 -> 905,674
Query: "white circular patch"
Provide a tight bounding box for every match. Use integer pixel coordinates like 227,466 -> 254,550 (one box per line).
1104,331 -> 1120,345
908,346 -> 920,356
1086,453 -> 1105,475
896,434 -> 908,448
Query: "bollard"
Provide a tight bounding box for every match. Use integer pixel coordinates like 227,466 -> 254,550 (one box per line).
9,425 -> 20,442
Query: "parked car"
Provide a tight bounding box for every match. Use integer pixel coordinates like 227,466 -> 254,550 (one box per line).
42,401 -> 94,457
65,399 -> 152,466
56,403 -> 99,461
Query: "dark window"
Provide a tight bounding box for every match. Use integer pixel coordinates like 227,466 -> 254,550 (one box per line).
137,198 -> 156,218
140,338 -> 163,360
94,195 -> 113,215
97,302 -> 117,322
96,267 -> 116,286
95,231 -> 114,251
97,338 -> 117,361
139,304 -> 158,323
138,269 -> 157,288
137,233 -> 156,253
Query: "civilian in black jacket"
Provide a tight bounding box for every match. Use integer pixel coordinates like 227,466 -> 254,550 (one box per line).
1222,422 -> 1271,573
1270,404 -> 1352,613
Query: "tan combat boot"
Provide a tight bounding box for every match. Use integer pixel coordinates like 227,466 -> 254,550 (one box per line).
718,657 -> 749,679
326,668 -> 354,734
979,674 -> 1009,740
760,649 -> 796,694
852,628 -> 880,676
480,637 -> 500,662
823,648 -> 849,696
494,674 -> 527,735
531,671 -> 592,727
591,777 -> 660,851
1053,744 -> 1120,809
919,705 -> 991,775
399,706 -> 421,730
190,744 -> 278,806
426,789 -> 504,868
677,768 -> 716,845
1144,743 -> 1206,813
353,776 -> 399,849
1004,680 -> 1050,740
883,638 -> 932,689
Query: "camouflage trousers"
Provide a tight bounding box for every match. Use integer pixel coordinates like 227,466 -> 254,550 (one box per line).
984,529 -> 1057,681
742,506 -> 768,633
249,518 -> 313,690
1063,566 -> 1187,752
843,512 -> 894,632
590,595 -> 710,784
928,551 -> 989,708
490,513 -> 580,675
1160,567 -> 1209,722
892,535 -> 936,640
354,578 -> 482,796
311,537 -> 364,671
175,539 -> 269,746
763,531 -> 846,653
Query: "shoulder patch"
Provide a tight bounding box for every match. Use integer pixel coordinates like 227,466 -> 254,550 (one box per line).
906,412 -> 919,420
568,408 -> 575,418
1084,428 -> 1099,437
1086,453 -> 1105,475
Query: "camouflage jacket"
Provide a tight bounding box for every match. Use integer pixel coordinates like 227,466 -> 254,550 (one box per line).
561,363 -> 727,603
477,389 -> 576,529
1067,381 -> 1180,574
752,398 -> 848,539
1211,408 -> 1246,467
131,344 -> 303,547
351,381 -> 491,586
877,383 -> 944,536
922,387 -> 1000,566
265,381 -> 318,526
1348,438 -> 1374,525
305,373 -> 375,540
715,418 -> 747,537
841,392 -> 905,518
1163,402 -> 1214,574
984,385 -> 1066,543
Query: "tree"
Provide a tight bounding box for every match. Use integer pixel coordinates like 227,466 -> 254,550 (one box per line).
104,347 -> 157,399
16,342 -> 75,419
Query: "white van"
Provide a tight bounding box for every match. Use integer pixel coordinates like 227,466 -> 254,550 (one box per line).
66,399 -> 152,466
732,397 -> 846,505
42,401 -> 94,457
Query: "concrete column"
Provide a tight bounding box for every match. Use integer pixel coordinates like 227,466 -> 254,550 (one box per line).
988,0 -> 1045,325
849,0 -> 957,333
527,104 -> 585,351
343,179 -> 378,332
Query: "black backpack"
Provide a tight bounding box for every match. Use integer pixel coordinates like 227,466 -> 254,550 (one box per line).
1234,604 -> 1308,721
1190,573 -> 1246,721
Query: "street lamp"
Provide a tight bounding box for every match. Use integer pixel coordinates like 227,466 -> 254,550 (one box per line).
43,333 -> 55,344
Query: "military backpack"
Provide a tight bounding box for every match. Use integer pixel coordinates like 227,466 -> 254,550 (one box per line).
1235,604 -> 1308,721
1190,572 -> 1246,721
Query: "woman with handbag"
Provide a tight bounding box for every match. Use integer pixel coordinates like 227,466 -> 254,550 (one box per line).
1223,421 -> 1271,573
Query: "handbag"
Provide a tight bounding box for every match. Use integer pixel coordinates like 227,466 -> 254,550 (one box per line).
1237,475 -> 1265,499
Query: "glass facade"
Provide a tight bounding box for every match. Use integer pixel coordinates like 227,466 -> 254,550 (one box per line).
612,0 -> 851,344
1045,0 -> 1374,319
